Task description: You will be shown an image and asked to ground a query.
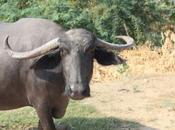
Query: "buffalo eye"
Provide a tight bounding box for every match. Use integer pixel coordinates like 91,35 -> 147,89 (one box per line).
85,48 -> 95,53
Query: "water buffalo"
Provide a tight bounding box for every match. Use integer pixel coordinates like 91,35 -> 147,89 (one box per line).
0,18 -> 134,130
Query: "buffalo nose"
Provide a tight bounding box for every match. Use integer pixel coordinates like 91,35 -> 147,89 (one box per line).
82,88 -> 90,97
69,85 -> 90,100
70,91 -> 81,98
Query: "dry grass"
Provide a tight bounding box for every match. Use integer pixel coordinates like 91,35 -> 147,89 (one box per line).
92,30 -> 175,81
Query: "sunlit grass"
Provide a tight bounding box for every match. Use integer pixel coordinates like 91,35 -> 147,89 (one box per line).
0,101 -> 101,130
0,100 -> 147,130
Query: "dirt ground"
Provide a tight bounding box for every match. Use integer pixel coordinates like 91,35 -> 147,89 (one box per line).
83,34 -> 175,130
84,74 -> 175,130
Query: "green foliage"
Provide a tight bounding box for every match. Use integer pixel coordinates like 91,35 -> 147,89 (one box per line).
0,0 -> 174,46
116,63 -> 129,74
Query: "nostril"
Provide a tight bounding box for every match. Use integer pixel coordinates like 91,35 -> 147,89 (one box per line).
82,89 -> 90,97
64,85 -> 72,96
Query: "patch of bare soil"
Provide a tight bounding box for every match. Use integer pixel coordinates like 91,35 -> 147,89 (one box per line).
85,74 -> 175,130
88,30 -> 175,130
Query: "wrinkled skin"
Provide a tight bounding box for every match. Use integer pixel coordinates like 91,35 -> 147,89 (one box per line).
0,18 -> 125,130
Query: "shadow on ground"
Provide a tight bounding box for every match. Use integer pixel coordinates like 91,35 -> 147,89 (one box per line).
20,116 -> 158,130
55,117 -> 158,130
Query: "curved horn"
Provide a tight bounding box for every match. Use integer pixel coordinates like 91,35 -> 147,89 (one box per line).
96,35 -> 134,50
4,36 -> 62,59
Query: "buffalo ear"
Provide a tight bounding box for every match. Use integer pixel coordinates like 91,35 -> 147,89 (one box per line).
30,52 -> 61,69
94,49 -> 126,66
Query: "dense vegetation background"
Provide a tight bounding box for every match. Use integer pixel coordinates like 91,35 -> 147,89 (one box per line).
0,0 -> 175,46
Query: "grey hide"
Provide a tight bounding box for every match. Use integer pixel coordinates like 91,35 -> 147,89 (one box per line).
0,18 -> 134,130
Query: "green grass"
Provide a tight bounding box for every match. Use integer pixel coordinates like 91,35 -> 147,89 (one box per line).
0,100 -> 153,130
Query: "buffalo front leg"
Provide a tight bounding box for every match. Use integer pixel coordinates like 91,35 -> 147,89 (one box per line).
35,104 -> 56,130
37,118 -> 71,130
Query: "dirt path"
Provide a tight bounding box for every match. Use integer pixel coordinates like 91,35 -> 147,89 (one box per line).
83,74 -> 175,130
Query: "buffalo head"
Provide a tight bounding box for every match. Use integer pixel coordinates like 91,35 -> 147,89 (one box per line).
4,29 -> 134,100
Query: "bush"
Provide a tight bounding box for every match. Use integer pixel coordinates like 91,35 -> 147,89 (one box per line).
0,0 -> 174,46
